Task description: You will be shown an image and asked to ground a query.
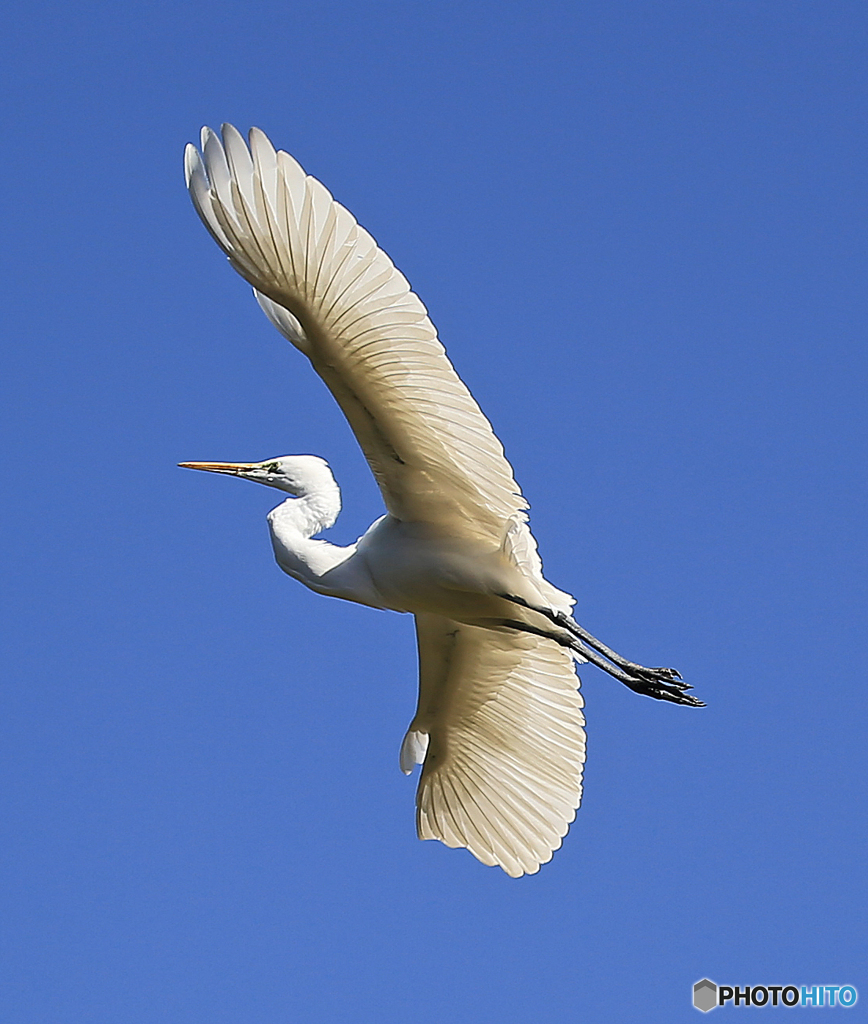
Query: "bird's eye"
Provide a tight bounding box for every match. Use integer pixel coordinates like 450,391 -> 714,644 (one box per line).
267,462 -> 280,472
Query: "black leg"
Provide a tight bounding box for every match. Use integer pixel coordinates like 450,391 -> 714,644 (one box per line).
498,598 -> 704,707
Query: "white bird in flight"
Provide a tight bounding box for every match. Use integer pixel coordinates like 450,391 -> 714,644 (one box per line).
180,125 -> 702,878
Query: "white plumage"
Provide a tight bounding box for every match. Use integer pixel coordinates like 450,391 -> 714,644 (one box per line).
180,125 -> 701,878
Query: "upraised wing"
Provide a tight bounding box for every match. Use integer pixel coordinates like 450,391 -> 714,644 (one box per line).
185,124 -> 528,544
405,613 -> 586,877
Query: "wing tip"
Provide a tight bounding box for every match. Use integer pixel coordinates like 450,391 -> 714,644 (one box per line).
184,142 -> 205,187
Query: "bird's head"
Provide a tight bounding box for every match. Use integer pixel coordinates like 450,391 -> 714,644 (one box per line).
179,454 -> 335,496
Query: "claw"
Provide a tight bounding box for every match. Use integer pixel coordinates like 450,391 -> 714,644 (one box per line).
633,665 -> 688,686
656,688 -> 705,707
645,666 -> 683,681
624,673 -> 705,707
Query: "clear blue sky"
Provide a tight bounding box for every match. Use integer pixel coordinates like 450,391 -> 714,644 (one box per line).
2,2 -> 865,1021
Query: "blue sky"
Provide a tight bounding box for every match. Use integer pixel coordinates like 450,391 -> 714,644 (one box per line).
2,1 -> 865,1020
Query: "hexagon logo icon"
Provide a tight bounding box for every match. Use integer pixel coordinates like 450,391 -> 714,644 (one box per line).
693,979 -> 718,1012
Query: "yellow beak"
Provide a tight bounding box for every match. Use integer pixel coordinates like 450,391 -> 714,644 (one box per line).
178,460 -> 262,476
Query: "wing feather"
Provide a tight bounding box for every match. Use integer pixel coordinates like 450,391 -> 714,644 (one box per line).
186,125 -> 529,543
407,613 -> 586,877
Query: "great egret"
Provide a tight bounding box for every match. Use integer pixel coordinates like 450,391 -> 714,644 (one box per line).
180,125 -> 702,878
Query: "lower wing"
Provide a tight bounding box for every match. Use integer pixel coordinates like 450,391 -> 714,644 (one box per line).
404,613 -> 586,877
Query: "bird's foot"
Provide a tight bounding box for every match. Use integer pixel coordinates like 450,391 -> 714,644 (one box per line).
573,642 -> 705,707
638,665 -> 683,682
629,664 -> 684,684
621,672 -> 705,707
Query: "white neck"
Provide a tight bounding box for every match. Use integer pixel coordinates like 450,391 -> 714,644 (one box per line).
264,464 -> 384,609
275,473 -> 342,539
265,467 -> 343,571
